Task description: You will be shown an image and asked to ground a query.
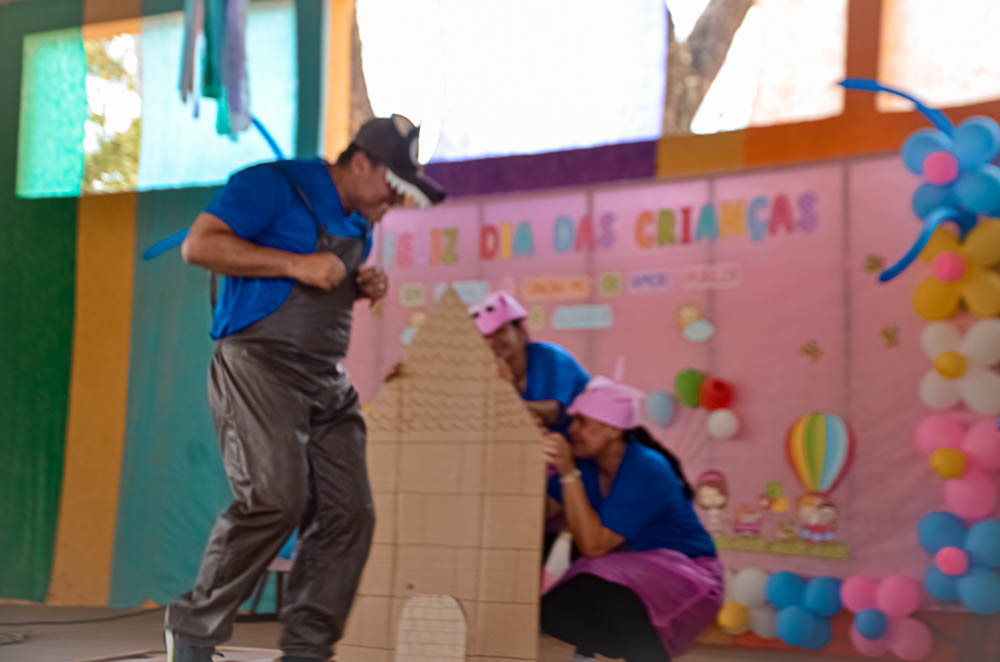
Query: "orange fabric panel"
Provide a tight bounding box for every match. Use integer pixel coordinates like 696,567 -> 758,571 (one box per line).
48,193 -> 136,605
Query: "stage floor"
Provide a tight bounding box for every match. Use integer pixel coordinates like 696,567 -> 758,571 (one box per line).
0,604 -> 871,662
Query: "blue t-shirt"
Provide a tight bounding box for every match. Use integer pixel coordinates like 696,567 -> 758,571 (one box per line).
521,341 -> 590,433
548,440 -> 717,558
204,159 -> 372,339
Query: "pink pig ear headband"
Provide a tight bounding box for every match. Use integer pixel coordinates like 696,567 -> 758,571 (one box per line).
567,376 -> 645,430
469,291 -> 528,335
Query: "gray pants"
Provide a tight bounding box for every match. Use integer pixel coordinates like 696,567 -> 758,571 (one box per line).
166,342 -> 375,659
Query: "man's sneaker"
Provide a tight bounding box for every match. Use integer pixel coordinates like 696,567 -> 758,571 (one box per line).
165,630 -> 219,662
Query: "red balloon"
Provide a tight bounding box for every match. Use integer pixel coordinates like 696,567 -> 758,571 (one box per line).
700,378 -> 734,410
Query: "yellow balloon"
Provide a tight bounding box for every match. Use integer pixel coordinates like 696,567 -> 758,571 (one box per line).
717,602 -> 749,634
931,447 -> 966,479
934,351 -> 967,379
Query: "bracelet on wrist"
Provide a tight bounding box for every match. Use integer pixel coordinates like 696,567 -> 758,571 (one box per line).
560,469 -> 582,485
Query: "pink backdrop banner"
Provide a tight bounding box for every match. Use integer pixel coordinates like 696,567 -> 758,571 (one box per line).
343,155 -> 973,582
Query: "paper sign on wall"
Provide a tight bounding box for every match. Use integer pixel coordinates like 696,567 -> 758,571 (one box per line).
598,272 -> 623,298
522,276 -> 590,301
678,262 -> 742,290
399,283 -> 427,307
434,280 -> 490,303
552,305 -> 613,330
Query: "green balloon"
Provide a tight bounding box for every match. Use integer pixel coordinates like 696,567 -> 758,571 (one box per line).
675,369 -> 705,407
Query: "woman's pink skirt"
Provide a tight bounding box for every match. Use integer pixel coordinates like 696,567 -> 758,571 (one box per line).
556,549 -> 724,657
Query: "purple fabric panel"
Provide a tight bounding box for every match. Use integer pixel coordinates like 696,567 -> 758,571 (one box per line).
424,139 -> 657,198
557,550 -> 724,657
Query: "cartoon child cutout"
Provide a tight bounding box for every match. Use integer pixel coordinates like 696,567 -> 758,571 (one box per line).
731,503 -> 764,537
695,470 -> 729,537
797,494 -> 838,542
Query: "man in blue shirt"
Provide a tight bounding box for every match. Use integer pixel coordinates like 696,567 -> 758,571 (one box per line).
165,115 -> 445,662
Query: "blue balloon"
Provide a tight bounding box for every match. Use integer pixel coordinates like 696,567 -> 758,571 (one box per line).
912,183 -> 955,218
954,164 -> 1000,215
918,511 -> 966,554
965,520 -> 1000,568
803,614 -> 832,650
776,606 -> 817,648
957,568 -> 1000,615
902,129 -> 952,175
855,609 -> 888,639
767,571 -> 806,609
803,577 -> 842,617
924,566 -> 960,603
646,391 -> 675,427
954,116 -> 1000,168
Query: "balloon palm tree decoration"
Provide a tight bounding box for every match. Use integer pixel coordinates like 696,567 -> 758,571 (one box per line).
839,79 -> 1000,283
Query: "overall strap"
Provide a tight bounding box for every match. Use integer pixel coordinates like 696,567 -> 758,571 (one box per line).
210,161 -> 372,308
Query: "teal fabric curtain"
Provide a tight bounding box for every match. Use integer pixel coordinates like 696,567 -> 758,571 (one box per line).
109,187 -> 280,610
110,187 -> 227,607
15,27 -> 88,198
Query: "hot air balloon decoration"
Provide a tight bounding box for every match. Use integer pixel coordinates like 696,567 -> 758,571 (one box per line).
786,413 -> 855,543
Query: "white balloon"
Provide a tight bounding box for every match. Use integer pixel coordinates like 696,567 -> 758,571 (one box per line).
922,322 -> 962,359
960,369 -> 1000,415
920,371 -> 961,409
960,320 -> 1000,367
707,408 -> 740,439
749,605 -> 778,639
722,567 -> 737,602
732,568 -> 770,608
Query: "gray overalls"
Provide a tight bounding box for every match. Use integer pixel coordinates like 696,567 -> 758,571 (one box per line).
165,169 -> 375,660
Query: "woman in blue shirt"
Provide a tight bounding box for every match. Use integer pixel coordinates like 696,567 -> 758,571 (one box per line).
541,377 -> 723,662
469,291 -> 589,434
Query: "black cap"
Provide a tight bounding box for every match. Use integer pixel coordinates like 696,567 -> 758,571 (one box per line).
352,114 -> 446,208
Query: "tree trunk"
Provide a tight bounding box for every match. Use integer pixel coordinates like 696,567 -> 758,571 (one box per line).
349,4 -> 374,138
662,0 -> 754,135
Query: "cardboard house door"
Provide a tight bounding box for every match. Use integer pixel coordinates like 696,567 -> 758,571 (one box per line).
395,594 -> 467,661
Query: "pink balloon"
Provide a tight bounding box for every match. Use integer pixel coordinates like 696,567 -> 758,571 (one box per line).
923,151 -> 960,186
915,415 -> 965,456
936,546 -> 969,576
963,420 -> 1000,472
944,469 -> 999,520
932,252 -> 967,282
850,624 -> 890,657
842,576 -> 880,613
876,575 -> 922,617
889,617 -> 934,661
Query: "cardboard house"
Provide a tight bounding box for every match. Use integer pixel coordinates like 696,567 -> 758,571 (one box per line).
337,288 -> 547,662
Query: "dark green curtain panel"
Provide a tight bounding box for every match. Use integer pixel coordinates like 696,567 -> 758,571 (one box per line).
0,0 -> 83,601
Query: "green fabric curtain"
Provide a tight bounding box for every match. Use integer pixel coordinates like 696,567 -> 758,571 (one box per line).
0,0 -> 82,602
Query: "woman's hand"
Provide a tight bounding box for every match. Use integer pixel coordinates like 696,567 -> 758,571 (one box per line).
525,399 -> 562,427
543,433 -> 575,476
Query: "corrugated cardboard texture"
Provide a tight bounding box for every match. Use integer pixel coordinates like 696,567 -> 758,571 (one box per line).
341,288 -> 545,661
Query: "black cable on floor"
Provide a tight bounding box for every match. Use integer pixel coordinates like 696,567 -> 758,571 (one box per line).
0,606 -> 164,627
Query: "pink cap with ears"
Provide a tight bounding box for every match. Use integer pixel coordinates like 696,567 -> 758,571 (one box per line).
567,376 -> 645,430
469,291 -> 528,334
